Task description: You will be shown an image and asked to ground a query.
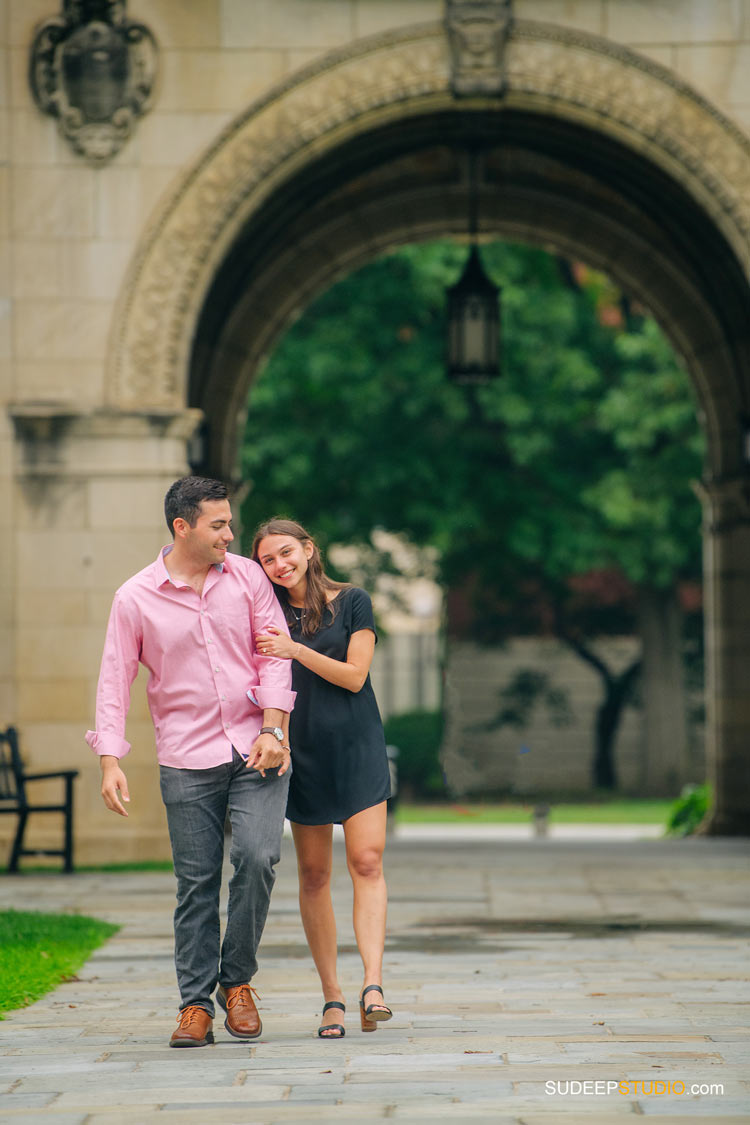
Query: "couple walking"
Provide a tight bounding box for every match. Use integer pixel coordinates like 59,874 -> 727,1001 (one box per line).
86,476 -> 392,1045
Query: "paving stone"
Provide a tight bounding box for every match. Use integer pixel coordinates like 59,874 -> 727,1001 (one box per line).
0,1090 -> 58,1108
84,1110 -> 390,1124
0,834 -> 748,1121
517,1117 -> 748,1124
637,1104 -> 750,1117
54,1083 -> 290,1104
3,1117 -> 89,1125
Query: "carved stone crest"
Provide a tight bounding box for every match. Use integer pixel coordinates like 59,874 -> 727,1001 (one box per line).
29,0 -> 158,164
445,0 -> 513,97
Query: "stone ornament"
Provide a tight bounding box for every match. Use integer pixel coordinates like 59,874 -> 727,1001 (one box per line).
695,476 -> 750,535
107,18 -> 750,421
445,0 -> 513,97
29,0 -> 158,164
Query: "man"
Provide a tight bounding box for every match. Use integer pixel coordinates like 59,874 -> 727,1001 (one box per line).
86,476 -> 295,1047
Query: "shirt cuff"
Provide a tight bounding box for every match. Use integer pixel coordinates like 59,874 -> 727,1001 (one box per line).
85,731 -> 131,759
254,687 -> 296,713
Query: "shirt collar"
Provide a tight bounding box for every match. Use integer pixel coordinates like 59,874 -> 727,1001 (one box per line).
155,544 -> 226,589
155,545 -> 172,587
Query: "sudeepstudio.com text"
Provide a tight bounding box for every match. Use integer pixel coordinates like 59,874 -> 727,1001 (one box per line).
545,1080 -> 724,1097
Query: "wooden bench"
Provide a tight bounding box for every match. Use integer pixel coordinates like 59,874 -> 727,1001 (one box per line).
0,725 -> 78,873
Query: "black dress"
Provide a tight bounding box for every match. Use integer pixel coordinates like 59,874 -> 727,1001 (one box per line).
286,587 -> 391,825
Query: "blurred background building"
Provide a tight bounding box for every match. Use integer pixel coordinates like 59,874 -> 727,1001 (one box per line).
3,1 -> 750,861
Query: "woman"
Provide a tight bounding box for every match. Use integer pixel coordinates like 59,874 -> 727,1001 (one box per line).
252,518 -> 392,1038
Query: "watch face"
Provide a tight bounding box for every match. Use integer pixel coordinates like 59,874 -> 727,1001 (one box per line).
261,725 -> 284,741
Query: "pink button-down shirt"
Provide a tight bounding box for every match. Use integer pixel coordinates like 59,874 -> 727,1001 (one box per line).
85,547 -> 296,769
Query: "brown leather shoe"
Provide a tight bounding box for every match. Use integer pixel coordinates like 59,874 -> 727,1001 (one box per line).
216,984 -> 262,1039
169,1005 -> 214,1048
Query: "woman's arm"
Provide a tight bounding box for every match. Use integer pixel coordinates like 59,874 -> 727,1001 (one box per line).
256,626 -> 375,693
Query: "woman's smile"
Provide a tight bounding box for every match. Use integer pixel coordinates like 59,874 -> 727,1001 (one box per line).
257,534 -> 313,590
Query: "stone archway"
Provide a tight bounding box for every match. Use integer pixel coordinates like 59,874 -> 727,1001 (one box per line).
108,19 -> 750,833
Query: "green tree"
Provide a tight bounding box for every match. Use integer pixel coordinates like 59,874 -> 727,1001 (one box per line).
241,241 -> 704,790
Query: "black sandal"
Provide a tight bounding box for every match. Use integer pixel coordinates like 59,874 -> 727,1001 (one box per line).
359,984 -> 392,1032
318,1000 -> 345,1038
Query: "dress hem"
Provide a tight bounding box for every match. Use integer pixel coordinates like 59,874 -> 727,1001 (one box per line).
287,790 -> 390,827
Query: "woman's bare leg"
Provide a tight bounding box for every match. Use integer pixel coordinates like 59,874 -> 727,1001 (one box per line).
342,802 -> 389,1011
291,822 -> 345,1034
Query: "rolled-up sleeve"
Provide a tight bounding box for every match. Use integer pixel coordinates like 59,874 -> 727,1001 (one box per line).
250,566 -> 296,713
85,591 -> 142,759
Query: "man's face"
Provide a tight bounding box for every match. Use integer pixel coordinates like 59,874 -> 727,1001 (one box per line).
181,499 -> 234,565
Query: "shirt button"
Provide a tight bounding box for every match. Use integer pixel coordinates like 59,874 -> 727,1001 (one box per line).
215,667 -> 220,672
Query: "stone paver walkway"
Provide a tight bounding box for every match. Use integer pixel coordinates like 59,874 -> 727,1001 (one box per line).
0,831 -> 748,1123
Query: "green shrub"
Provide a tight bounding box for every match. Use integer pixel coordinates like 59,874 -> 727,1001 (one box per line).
383,709 -> 445,800
665,782 -> 711,836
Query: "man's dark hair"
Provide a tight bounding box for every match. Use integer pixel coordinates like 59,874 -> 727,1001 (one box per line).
164,476 -> 229,536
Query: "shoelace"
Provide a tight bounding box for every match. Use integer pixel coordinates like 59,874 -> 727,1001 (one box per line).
177,1005 -> 206,1029
226,985 -> 260,1010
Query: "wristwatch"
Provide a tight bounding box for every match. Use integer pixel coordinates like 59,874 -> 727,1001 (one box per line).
260,726 -> 284,742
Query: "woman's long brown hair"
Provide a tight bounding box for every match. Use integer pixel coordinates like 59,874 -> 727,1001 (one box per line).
251,518 -> 350,636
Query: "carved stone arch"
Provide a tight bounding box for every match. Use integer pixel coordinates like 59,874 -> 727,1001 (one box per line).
107,17 -> 750,426
105,17 -> 750,834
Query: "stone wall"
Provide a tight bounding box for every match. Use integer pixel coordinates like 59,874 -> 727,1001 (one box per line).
442,637 -> 706,798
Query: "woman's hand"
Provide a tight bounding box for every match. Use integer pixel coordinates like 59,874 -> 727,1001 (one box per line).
256,625 -> 298,661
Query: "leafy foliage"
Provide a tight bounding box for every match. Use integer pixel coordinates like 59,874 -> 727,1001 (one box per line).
241,241 -> 704,608
482,669 -> 573,732
383,709 -> 445,799
665,782 -> 712,836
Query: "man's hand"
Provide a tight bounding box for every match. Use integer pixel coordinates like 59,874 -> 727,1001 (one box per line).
247,733 -> 288,778
100,756 -> 130,817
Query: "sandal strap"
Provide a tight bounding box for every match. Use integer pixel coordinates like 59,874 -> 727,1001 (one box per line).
322,1000 -> 345,1014
361,984 -> 383,1000
318,1022 -> 345,1037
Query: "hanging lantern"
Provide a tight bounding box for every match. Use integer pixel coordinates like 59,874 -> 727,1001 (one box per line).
446,243 -> 501,384
446,148 -> 501,384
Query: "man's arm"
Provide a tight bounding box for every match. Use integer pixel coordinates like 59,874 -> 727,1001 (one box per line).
248,563 -> 297,712
245,565 -> 296,775
85,592 -> 141,816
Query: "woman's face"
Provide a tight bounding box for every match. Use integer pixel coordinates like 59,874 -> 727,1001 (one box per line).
256,534 -> 313,589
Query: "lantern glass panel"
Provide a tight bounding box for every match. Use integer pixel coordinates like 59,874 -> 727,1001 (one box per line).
463,301 -> 487,365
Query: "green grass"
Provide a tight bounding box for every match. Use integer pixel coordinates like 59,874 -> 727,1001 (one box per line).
395,799 -> 674,824
77,861 -> 173,873
0,860 -> 174,875
0,909 -> 119,1017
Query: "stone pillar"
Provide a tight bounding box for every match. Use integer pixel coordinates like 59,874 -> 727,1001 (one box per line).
5,406 -> 202,865
700,476 -> 750,835
0,22 -> 11,731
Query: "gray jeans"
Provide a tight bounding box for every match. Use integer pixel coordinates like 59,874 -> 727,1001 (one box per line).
159,749 -> 290,1015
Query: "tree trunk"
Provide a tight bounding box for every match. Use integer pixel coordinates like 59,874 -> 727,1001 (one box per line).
557,627 -> 641,791
591,657 -> 642,790
637,585 -> 689,796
